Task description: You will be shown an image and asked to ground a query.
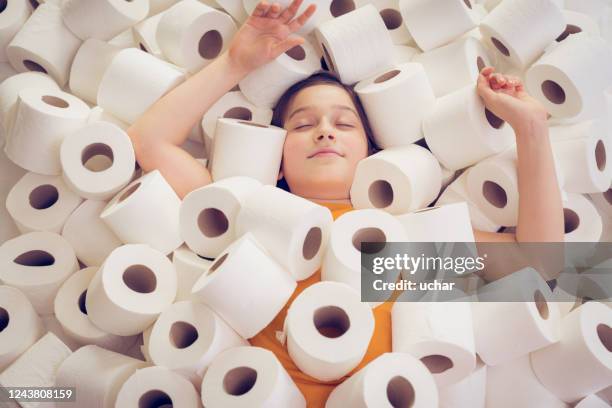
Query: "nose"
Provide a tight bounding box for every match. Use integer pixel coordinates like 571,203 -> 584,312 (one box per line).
316,133 -> 335,141
314,119 -> 335,143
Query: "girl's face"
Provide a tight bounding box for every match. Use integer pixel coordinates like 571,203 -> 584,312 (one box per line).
280,84 -> 369,200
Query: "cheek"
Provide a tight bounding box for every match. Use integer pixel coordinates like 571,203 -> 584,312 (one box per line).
342,131 -> 369,161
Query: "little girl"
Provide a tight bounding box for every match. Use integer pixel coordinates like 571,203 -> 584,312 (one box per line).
128,0 -> 564,404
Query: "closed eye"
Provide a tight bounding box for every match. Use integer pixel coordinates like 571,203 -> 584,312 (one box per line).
338,123 -> 354,128
294,124 -> 312,130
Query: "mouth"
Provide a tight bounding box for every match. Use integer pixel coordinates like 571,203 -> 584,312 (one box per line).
308,149 -> 344,159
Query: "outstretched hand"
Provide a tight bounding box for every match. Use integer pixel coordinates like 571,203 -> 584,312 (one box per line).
227,0 -> 316,74
477,67 -> 548,134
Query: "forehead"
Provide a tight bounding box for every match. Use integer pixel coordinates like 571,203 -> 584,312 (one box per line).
286,84 -> 356,117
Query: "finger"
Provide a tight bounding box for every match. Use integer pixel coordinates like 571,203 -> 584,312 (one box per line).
288,4 -> 316,32
490,73 -> 507,90
480,66 -> 495,77
253,0 -> 270,16
271,36 -> 305,58
477,73 -> 499,104
266,3 -> 283,18
279,0 -> 304,22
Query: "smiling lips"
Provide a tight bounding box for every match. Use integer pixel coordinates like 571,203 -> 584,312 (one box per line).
308,148 -> 344,158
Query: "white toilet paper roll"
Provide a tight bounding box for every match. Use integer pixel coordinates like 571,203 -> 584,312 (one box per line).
236,185 -> 333,280
480,0 -> 566,68
423,85 -> 515,171
326,352 -> 439,407
6,3 -> 81,87
531,302 -> 612,403
392,300 -> 476,387
61,200 -> 122,267
54,267 -> 138,353
60,122 -> 136,200
486,355 -> 569,408
55,345 -> 147,408
285,281 -> 375,381
86,244 -> 177,336
133,12 -> 165,59
6,172 -> 82,234
575,394 -> 610,408
556,10 -> 600,43
0,332 -> 72,407
244,0 -> 334,35
69,39 -> 120,104
4,87 -> 90,175
322,209 -> 405,301
315,4 -> 394,84
550,120 -> 612,194
526,34 -> 612,121
97,47 -> 186,124
0,285 -> 44,372
87,106 -> 129,130
563,193 -> 603,243
413,37 -> 492,97
473,267 -> 560,366
180,176 -> 262,258
0,0 -> 31,63
589,188 -> 612,219
356,0 -> 412,44
217,0 -> 248,23
191,233 -> 296,338
100,170 -> 183,255
439,359 -> 487,408
350,145 -> 442,213
354,63 -> 435,148
116,366 -> 202,408
61,0 -> 149,41
201,346 -> 306,407
172,245 -> 212,301
466,149 -> 519,227
239,40 -> 321,108
0,149 -> 25,245
396,202 -> 476,242
157,0 -> 237,73
148,301 -> 247,386
400,0 -> 478,52
201,90 -> 273,157
108,27 -> 137,49
0,231 -> 78,315
392,44 -> 420,63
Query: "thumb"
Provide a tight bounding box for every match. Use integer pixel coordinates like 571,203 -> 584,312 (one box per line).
477,73 -> 499,106
270,35 -> 304,59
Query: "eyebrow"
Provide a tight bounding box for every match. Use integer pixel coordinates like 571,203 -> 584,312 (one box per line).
287,104 -> 359,121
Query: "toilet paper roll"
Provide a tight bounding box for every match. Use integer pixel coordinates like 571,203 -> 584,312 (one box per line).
413,37 -> 492,97
6,172 -> 83,234
436,171 -> 501,233
589,188 -> 612,219
400,0 -> 478,52
55,345 -> 147,408
556,10 -> 600,43
217,0 -> 248,23
201,346 -> 306,407
526,34 -> 612,121
201,90 -> 273,157
392,44 -> 420,63
61,200 -> 122,267
0,149 -> 25,245
0,285 -> 45,372
97,47 -> 186,124
191,233 -> 296,338
116,366 -> 202,408
239,40 -> 321,108
4,87 -> 90,175
100,170 -> 183,255
322,209 -> 405,302
392,300 -> 476,387
157,0 -> 237,73
108,27 -> 137,49
86,244 -> 177,336
354,63 -> 435,148
480,0 -> 566,68
244,0 -> 334,35
575,395 -> 610,408
285,281 -> 375,381
60,121 -> 136,200
148,301 -> 247,386
211,118 -> 286,185
236,185 -> 333,280
172,245 -> 212,301
314,4 -> 394,84
356,0 -> 412,44
0,231 -> 78,315
439,359 -> 487,408
531,302 -> 612,403
563,193 -> 603,244
473,267 -> 560,366
133,12 -> 165,59
326,352 -> 439,407
396,202 -> 476,242
180,176 -> 262,258
0,0 -> 31,63
54,267 -> 139,353
423,85 -> 515,171
0,332 -> 72,407
7,3 -> 81,87
350,145 -> 442,213
486,355 -> 569,408
552,124 -> 611,194
61,0 -> 149,41
466,149 -> 519,227
39,315 -> 82,353
69,39 -> 121,104
87,106 -> 129,130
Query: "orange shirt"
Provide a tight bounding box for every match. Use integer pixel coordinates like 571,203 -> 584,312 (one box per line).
249,202 -> 401,407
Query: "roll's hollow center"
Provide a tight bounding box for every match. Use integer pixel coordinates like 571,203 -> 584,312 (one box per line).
122,264 -> 157,294
0,307 -> 9,332
485,108 -> 504,129
303,227 -> 322,261
118,182 -> 141,203
477,56 -> 486,72
482,180 -> 507,209
386,376 -> 415,408
597,323 -> 612,352
23,60 -> 47,74
368,180 -> 394,208
208,253 -> 228,275
534,290 -> 549,319
29,184 -> 59,210
604,188 -> 612,205
199,30 -> 222,59
138,390 -> 173,408
556,24 -> 582,42
169,321 -> 199,349
353,227 -> 387,253
198,208 -> 229,238
375,69 -> 401,84
78,290 -> 88,315
541,80 -> 566,105
330,0 -> 355,17
223,107 -> 252,121
313,305 -> 350,338
420,354 -> 454,374
13,250 -> 55,267
223,367 -> 258,396
379,9 -> 402,30
285,45 -> 306,61
81,143 -> 114,172
0,0 -> 7,13
490,37 -> 510,57
41,95 -> 69,108
595,140 -> 607,172
563,208 -> 580,234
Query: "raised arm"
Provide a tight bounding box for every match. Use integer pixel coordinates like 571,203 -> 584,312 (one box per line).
127,0 -> 316,198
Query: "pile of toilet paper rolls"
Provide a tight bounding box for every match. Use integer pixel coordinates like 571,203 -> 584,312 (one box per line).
0,0 -> 612,406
